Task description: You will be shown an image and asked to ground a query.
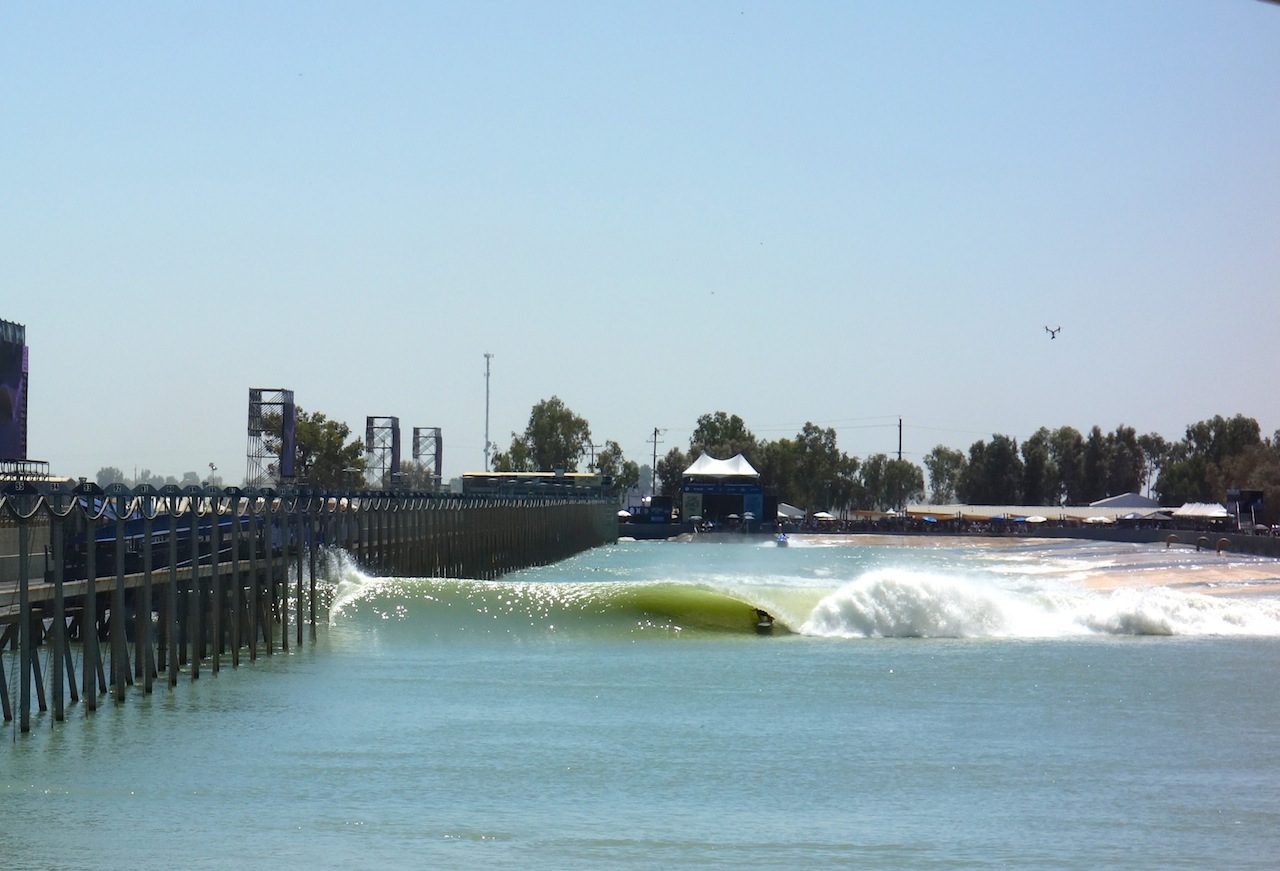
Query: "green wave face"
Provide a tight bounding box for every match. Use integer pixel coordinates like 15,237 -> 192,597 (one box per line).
329,576 -> 785,639
323,539 -> 1280,642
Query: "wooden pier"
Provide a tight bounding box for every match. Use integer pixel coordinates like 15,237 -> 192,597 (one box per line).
0,481 -> 617,734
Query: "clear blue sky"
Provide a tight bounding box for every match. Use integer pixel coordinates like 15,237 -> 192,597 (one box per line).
4,1 -> 1278,483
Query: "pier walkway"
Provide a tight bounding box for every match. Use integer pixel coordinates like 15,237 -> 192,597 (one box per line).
0,481 -> 617,734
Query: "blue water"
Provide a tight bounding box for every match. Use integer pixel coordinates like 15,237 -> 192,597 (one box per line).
5,536 -> 1280,869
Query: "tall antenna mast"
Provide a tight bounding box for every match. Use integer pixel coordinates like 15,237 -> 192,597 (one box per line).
483,352 -> 494,470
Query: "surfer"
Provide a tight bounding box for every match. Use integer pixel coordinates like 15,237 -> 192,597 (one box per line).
754,608 -> 774,635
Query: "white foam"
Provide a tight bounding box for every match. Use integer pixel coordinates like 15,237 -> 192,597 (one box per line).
324,549 -> 386,620
798,568 -> 1280,639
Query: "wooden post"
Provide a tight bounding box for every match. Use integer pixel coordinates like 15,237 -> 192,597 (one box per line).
189,504 -> 201,679
141,509 -> 154,692
230,497 -> 241,668
167,510 -> 179,687
248,509 -> 259,661
52,515 -> 67,721
112,507 -> 127,699
18,520 -> 31,731
279,501 -> 289,653
84,513 -> 99,710
210,502 -> 221,675
294,507 -> 303,647
308,505 -> 318,636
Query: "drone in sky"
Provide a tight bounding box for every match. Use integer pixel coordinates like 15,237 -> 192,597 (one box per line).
1044,325 -> 1061,340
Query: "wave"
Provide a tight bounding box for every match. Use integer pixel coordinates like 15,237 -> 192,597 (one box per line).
798,569 -> 1280,638
321,550 -> 1280,641
326,553 -> 781,638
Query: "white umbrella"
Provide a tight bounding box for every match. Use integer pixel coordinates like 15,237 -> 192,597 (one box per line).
1025,515 -> 1047,523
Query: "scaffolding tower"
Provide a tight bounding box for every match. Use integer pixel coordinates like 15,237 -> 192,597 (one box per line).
413,426 -> 443,490
365,416 -> 401,489
246,388 -> 296,487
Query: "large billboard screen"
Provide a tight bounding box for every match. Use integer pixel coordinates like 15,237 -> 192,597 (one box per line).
0,320 -> 27,461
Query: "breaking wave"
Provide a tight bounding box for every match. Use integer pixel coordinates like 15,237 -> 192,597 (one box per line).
320,547 -> 1280,641
798,569 -> 1280,638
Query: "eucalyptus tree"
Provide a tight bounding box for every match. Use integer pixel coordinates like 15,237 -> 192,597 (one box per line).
1219,441 -> 1280,525
791,422 -> 856,513
594,440 -> 641,497
493,396 -> 592,472
262,406 -> 365,488
1137,432 -> 1171,497
959,434 -> 1023,505
95,467 -> 127,487
1105,425 -> 1144,497
1081,426 -> 1110,503
862,454 -> 924,511
655,447 -> 689,497
756,437 -> 799,503
860,453 -> 888,511
1020,428 -> 1056,506
923,445 -> 966,504
689,411 -> 759,463
884,458 -> 926,510
1156,414 -> 1264,505
1048,427 -> 1086,505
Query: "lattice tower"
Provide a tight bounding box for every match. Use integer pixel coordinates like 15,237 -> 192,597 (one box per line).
412,426 -> 443,490
245,388 -> 295,487
364,416 -> 401,489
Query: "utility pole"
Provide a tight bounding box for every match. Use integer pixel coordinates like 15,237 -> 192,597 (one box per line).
647,427 -> 665,496
483,353 -> 494,470
898,417 -> 903,461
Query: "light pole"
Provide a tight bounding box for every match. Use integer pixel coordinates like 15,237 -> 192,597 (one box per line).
648,427 -> 665,497
483,352 -> 494,470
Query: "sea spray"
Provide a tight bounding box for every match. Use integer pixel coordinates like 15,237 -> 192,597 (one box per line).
1071,586 -> 1280,637
797,568 -> 1280,638
798,569 -> 1063,638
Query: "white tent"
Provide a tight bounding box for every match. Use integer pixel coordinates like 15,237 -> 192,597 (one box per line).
777,502 -> 806,520
682,453 -> 760,478
1090,492 -> 1162,510
1171,502 -> 1230,519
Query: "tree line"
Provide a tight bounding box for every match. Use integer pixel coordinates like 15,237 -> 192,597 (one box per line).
94,401 -> 1279,524
652,410 -> 1278,521
924,414 -> 1279,515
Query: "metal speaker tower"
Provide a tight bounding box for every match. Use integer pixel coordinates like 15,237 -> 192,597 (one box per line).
365,416 -> 402,489
412,426 -> 443,490
246,388 -> 296,487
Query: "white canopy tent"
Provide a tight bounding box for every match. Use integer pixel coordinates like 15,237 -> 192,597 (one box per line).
1171,502 -> 1230,519
682,453 -> 760,478
777,502 -> 806,520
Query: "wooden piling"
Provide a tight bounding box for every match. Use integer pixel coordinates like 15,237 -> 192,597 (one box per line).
1,483 -> 617,733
